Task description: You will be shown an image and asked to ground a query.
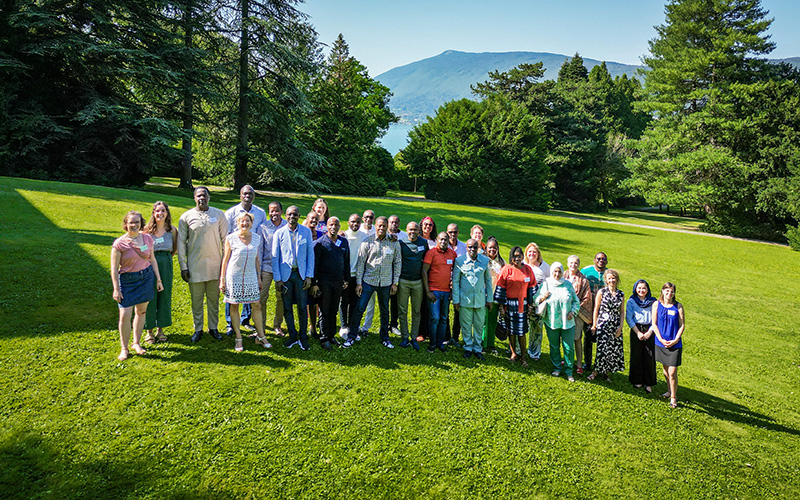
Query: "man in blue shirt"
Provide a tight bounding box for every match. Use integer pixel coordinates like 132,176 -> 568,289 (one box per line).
452,239 -> 493,359
272,205 -> 315,350
311,217 -> 350,351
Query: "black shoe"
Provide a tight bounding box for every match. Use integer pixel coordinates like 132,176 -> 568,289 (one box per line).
191,330 -> 203,342
438,345 -> 447,353
427,346 -> 436,353
321,341 -> 333,351
225,327 -> 234,337
475,352 -> 485,360
284,339 -> 299,349
209,329 -> 223,341
299,340 -> 310,351
310,330 -> 320,341
463,351 -> 472,359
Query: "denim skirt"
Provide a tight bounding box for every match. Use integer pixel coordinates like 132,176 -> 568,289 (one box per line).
119,265 -> 155,308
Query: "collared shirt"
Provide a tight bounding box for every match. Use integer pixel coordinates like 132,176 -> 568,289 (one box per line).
423,246 -> 457,292
399,237 -> 428,281
582,265 -> 606,295
390,230 -> 409,242
448,239 -> 467,257
177,207 -> 228,283
355,234 -> 401,287
258,218 -> 287,272
225,203 -> 267,235
313,233 -> 350,284
452,253 -> 492,307
358,225 -> 376,237
345,228 -> 368,276
272,223 -> 315,282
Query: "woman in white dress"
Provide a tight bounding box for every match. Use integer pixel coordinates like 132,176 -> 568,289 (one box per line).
220,213 -> 270,351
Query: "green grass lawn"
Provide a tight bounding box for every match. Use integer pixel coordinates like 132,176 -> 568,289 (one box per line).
1,176 -> 799,499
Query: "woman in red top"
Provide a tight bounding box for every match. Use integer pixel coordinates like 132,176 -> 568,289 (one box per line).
111,211 -> 164,361
493,246 -> 538,367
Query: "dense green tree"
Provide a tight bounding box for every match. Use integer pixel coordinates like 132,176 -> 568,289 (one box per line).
403,97 -> 548,210
0,0 -> 188,185
630,0 -> 800,242
301,34 -> 397,196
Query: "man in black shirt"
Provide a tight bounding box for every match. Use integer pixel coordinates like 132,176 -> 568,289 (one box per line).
311,217 -> 350,350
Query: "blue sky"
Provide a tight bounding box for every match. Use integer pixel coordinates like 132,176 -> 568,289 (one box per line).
303,0 -> 800,76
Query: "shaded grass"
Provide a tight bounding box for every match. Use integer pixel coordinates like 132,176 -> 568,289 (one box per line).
1,176 -> 799,499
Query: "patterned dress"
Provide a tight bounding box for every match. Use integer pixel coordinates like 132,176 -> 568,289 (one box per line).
595,286 -> 625,374
224,232 -> 261,304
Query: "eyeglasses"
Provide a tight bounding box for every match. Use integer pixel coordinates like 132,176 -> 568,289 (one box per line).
364,215 -> 374,219
447,230 -> 457,234
596,257 -> 607,261
467,245 -> 479,249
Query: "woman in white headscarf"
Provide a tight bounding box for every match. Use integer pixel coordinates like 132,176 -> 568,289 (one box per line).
534,262 -> 580,381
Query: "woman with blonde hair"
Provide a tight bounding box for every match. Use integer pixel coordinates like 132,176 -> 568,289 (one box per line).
142,201 -> 177,343
111,211 -> 164,360
651,282 -> 685,408
524,242 -> 549,360
220,212 -> 269,351
589,268 -> 625,381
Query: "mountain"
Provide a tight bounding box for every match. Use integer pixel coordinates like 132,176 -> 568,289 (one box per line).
376,50 -> 800,123
375,50 -> 642,123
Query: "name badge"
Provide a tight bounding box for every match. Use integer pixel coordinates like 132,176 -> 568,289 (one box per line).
209,217 -> 218,223
139,244 -> 149,252
446,259 -> 453,265
668,310 -> 676,316
524,277 -> 531,282
335,239 -> 342,247
155,237 -> 165,244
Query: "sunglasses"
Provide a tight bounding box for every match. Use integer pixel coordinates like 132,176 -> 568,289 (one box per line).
467,245 -> 479,249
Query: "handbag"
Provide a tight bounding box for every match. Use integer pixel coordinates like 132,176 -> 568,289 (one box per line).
535,281 -> 548,317
495,314 -> 509,341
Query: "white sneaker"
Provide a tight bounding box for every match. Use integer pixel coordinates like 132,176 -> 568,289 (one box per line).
339,326 -> 350,339
391,326 -> 401,336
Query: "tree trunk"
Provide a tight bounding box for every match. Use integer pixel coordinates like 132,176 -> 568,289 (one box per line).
178,3 -> 194,189
233,0 -> 250,190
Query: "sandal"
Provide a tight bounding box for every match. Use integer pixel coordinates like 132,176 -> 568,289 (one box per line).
521,359 -> 529,368
156,331 -> 168,342
256,335 -> 272,349
118,348 -> 129,361
644,386 -> 653,394
235,338 -> 243,352
587,372 -> 597,381
669,398 -> 678,409
510,355 -> 519,363
660,391 -> 671,399
132,343 -> 147,355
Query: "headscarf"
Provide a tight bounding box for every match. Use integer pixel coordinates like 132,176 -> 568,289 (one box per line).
631,279 -> 656,308
547,261 -> 565,286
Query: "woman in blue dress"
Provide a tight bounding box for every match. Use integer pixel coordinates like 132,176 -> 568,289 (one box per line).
651,282 -> 685,409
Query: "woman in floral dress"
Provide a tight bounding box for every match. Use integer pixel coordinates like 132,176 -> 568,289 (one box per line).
589,268 -> 625,381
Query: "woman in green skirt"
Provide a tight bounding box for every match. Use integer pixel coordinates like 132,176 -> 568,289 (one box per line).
143,201 -> 177,343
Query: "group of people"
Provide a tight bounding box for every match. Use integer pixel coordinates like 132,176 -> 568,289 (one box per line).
111,186 -> 686,408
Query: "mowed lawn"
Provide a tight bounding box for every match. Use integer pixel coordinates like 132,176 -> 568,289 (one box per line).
1,176 -> 799,499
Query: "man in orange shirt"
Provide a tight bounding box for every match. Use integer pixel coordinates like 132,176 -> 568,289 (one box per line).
422,232 -> 457,353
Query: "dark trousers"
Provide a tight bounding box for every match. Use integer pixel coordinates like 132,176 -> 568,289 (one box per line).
629,328 -> 657,386
348,282 -> 390,342
583,322 -> 595,369
318,280 -> 343,343
390,293 -> 399,330
281,269 -> 308,344
418,295 -> 430,340
341,276 -> 358,329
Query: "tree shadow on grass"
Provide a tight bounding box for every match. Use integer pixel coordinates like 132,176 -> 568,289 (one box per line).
0,433 -> 198,500
574,356 -> 800,437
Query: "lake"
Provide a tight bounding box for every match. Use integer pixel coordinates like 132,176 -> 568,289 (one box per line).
379,122 -> 415,156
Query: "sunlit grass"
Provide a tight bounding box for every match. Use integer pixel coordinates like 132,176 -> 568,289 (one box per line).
1,176 -> 799,499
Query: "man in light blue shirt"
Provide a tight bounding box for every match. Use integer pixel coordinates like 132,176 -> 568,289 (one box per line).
272,205 -> 315,350
452,239 -> 492,359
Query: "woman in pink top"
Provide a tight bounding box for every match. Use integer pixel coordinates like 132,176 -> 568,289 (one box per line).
111,211 -> 164,361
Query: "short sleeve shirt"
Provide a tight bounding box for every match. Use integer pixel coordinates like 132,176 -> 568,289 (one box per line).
424,247 -> 457,292
113,233 -> 154,274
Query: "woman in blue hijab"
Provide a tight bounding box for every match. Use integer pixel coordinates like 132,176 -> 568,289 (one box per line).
625,279 -> 657,392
